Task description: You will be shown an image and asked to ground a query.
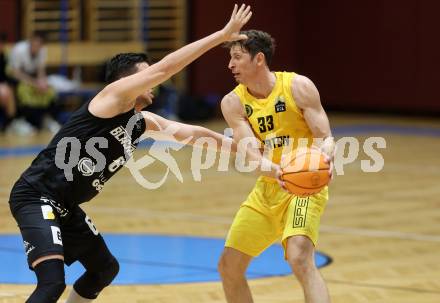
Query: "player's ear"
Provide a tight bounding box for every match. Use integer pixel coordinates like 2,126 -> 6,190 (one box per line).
255,52 -> 266,66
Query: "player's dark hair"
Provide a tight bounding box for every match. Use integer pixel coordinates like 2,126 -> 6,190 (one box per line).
105,53 -> 151,84
223,30 -> 276,65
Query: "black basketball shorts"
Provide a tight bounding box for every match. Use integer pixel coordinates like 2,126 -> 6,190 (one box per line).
9,178 -> 108,269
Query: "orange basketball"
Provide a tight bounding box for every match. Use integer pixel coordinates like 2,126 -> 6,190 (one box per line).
281,148 -> 330,196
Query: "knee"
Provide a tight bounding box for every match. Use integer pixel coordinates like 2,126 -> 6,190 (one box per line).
286,240 -> 315,277
94,257 -> 119,288
287,250 -> 313,275
74,257 -> 119,299
218,253 -> 245,281
102,257 -> 120,286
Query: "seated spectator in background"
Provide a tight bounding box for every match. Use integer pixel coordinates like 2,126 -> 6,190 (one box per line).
8,31 -> 60,134
0,33 -> 16,132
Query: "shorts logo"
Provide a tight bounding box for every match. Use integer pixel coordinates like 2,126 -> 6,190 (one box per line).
23,241 -> 35,256
40,197 -> 69,218
50,226 -> 63,246
78,157 -> 95,176
293,197 -> 309,228
41,205 -> 55,220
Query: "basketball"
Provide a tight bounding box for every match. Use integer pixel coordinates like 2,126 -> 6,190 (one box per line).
281,148 -> 330,196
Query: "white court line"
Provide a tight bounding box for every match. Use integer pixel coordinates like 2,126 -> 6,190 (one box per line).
89,206 -> 440,243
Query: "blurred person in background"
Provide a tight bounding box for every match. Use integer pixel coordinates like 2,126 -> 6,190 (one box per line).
8,31 -> 60,135
0,32 -> 17,132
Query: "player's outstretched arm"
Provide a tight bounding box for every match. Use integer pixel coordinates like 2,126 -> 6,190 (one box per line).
93,4 -> 252,117
220,92 -> 281,178
142,111 -> 236,153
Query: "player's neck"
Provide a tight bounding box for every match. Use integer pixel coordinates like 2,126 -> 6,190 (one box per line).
246,70 -> 276,99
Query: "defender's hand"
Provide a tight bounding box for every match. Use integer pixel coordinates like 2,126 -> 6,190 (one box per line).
221,4 -> 252,42
275,165 -> 289,192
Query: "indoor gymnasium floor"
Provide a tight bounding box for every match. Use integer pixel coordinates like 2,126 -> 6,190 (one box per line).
0,113 -> 439,303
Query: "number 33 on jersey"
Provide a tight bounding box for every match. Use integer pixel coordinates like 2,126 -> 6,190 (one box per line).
233,72 -> 313,164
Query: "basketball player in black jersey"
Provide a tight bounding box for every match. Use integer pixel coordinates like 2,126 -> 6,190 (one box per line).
8,5 -> 252,303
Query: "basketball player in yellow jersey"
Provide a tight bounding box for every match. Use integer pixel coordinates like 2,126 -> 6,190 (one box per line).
218,30 -> 335,303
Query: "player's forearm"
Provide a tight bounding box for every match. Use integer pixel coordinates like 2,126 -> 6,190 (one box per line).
188,126 -> 236,154
157,31 -> 225,83
305,110 -> 335,158
114,31 -> 226,105
234,141 -> 279,179
186,127 -> 279,174
318,136 -> 336,159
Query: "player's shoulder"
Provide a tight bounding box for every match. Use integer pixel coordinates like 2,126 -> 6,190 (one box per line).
220,91 -> 244,114
291,73 -> 316,90
221,91 -> 240,105
292,73 -> 319,97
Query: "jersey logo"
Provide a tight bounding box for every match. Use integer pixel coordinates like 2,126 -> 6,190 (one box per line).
78,157 -> 96,177
245,104 -> 253,117
275,96 -> 286,113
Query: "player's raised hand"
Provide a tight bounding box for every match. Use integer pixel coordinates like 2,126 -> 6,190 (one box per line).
221,4 -> 252,42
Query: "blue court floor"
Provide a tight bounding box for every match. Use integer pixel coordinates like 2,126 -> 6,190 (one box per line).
0,234 -> 331,284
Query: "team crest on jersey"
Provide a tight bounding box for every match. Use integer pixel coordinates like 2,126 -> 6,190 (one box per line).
245,104 -> 253,117
275,96 -> 286,113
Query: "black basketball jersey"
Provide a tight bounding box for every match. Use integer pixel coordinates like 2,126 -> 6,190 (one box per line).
20,100 -> 146,209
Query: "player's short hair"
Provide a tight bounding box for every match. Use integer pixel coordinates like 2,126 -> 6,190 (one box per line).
105,53 -> 151,83
224,30 -> 276,65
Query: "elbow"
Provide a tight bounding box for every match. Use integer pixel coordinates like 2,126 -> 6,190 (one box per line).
190,126 -> 205,142
312,126 -> 330,139
158,55 -> 177,77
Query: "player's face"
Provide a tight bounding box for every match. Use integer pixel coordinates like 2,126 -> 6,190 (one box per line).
228,45 -> 256,84
134,62 -> 154,108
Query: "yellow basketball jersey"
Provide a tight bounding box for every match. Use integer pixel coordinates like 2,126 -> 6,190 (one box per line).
233,72 -> 313,165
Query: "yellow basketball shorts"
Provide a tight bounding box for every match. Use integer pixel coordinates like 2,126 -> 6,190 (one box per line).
225,176 -> 328,257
